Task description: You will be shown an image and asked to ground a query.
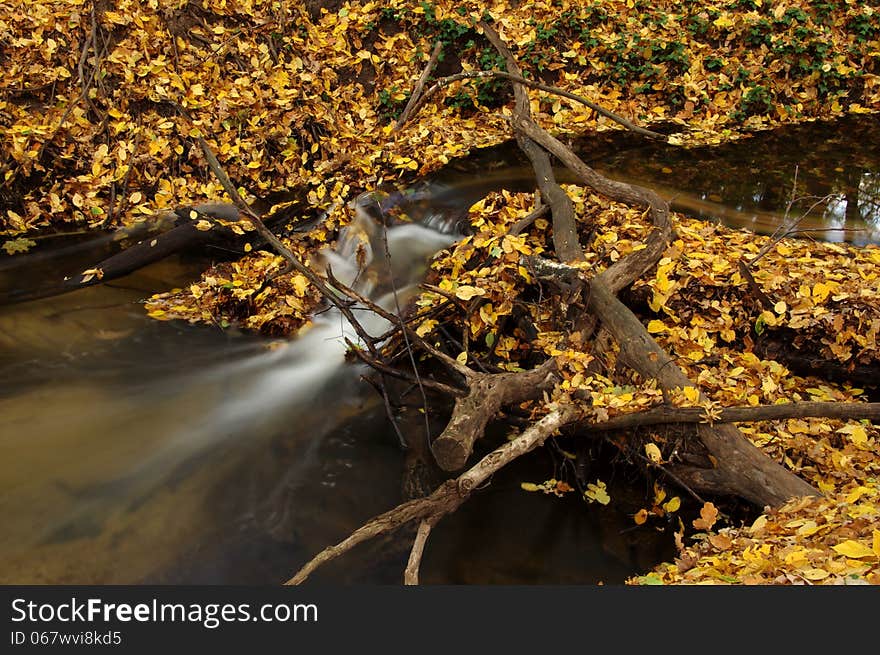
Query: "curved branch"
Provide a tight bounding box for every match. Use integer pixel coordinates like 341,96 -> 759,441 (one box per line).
404,519 -> 435,585
480,21 -> 582,263
402,69 -> 667,141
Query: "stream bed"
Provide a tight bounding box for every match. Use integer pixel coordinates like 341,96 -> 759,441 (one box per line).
0,116 -> 877,584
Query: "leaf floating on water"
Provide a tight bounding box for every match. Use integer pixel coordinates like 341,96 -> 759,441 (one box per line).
584,480 -> 610,505
80,268 -> 104,283
2,237 -> 36,255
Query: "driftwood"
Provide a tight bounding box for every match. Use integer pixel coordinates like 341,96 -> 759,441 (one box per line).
286,405 -> 578,585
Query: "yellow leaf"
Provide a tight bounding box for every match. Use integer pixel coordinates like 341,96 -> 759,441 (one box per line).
797,520 -> 820,537
454,285 -> 485,301
838,424 -> 869,448
633,509 -> 648,525
520,482 -> 541,492
644,442 -> 662,463
802,568 -> 830,581
845,486 -> 872,503
663,496 -> 681,513
456,351 -> 468,365
291,275 -> 309,297
416,319 -> 438,337
749,515 -> 767,534
832,540 -> 875,559
873,530 -> 880,557
584,480 -> 610,505
646,319 -> 667,333
775,244 -> 792,256
773,300 -> 787,314
812,283 -> 831,303
683,386 -> 700,404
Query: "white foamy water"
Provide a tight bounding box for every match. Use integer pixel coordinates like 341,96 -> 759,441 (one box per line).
0,193 -> 463,554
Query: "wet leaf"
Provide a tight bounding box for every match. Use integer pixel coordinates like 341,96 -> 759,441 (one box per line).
584,480 -> 610,505
644,442 -> 662,463
2,237 -> 36,255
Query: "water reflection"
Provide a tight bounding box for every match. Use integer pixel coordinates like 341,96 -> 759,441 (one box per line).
585,115 -> 880,244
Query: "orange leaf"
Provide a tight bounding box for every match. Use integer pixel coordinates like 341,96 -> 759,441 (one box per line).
692,502 -> 719,531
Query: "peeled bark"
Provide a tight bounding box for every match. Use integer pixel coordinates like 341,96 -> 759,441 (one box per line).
431,359 -> 558,471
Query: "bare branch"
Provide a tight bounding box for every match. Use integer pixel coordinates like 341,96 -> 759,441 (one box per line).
480,21 -> 583,263
404,519 -> 435,585
401,69 -> 667,141
583,401 -> 880,431
194,135 -> 379,350
285,405 -> 577,584
395,41 -> 443,130
348,341 -> 467,397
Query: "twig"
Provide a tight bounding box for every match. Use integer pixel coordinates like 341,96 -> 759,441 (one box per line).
378,219 -> 434,446
194,134 -> 378,349
631,448 -> 707,506
509,203 -> 549,236
404,519 -> 435,585
348,341 -> 467,397
322,269 -> 474,378
747,167 -> 841,268
400,69 -> 667,141
359,373 -> 406,450
480,21 -> 583,263
394,41 -> 443,131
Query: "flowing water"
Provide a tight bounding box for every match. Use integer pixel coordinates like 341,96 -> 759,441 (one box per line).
1,117 -> 878,584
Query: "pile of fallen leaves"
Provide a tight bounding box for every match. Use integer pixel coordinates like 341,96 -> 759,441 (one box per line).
2,0 -> 879,237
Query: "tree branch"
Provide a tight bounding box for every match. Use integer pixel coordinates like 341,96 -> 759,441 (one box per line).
401,69 -> 667,141
285,404 -> 577,584
395,41 -> 443,130
583,401 -> 880,431
480,21 -> 583,263
404,519 -> 435,585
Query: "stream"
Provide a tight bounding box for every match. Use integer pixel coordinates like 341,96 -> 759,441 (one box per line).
1,117 -> 877,584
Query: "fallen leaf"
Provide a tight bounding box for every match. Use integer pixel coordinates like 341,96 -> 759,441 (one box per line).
693,502 -> 719,531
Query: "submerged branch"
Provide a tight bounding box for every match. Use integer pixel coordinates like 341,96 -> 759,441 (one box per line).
286,405 -> 577,584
